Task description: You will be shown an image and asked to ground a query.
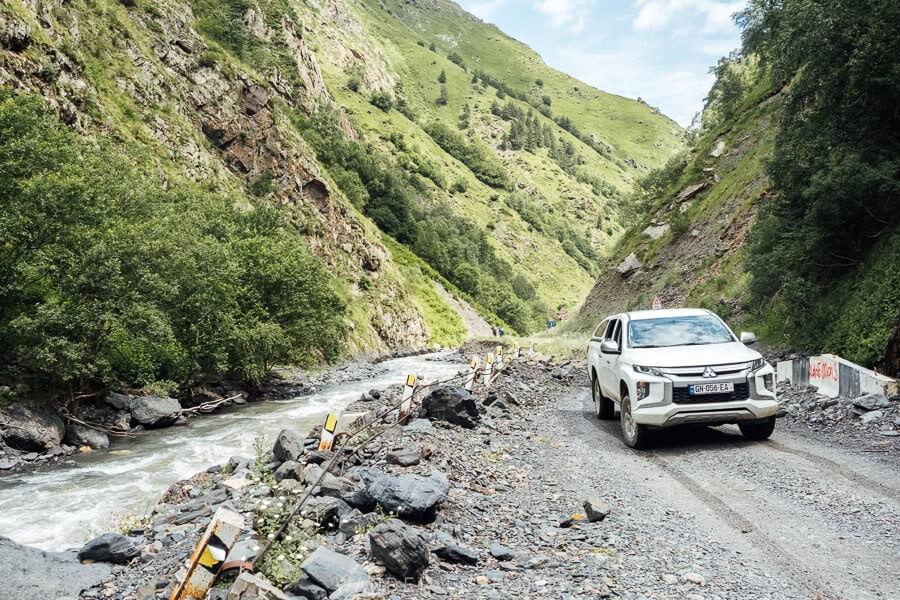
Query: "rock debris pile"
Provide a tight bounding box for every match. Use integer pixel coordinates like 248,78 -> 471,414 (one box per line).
74,356 -> 620,600
777,383 -> 900,451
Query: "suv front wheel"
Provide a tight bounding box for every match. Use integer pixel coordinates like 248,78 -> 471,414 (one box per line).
620,393 -> 649,449
738,416 -> 776,440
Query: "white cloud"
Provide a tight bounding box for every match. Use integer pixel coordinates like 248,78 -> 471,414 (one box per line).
466,0 -> 510,20
533,0 -> 593,32
554,45 -> 714,126
631,0 -> 745,34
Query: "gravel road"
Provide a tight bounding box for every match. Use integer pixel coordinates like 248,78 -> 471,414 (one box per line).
566,383 -> 900,600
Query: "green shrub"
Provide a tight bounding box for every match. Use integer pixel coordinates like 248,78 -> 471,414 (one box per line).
369,91 -> 393,112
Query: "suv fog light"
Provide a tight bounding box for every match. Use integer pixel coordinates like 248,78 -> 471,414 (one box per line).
763,373 -> 774,392
636,381 -> 649,401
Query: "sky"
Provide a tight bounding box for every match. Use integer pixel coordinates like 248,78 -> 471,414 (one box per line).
456,0 -> 747,127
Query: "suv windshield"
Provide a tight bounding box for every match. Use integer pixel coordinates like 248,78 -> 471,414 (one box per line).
628,315 -> 734,348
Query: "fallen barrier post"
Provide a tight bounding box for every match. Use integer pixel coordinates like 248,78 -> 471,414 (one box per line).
169,508 -> 243,600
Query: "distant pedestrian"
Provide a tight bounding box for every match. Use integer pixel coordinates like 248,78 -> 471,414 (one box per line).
491,326 -> 497,336
498,327 -> 504,337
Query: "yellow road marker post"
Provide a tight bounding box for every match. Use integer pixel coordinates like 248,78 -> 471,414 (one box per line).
169,508 -> 243,600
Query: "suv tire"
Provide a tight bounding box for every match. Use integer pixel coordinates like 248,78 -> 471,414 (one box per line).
738,416 -> 776,440
592,375 -> 615,420
620,393 -> 649,449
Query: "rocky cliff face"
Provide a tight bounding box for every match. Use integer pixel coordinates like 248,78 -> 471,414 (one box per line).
0,0 -> 428,351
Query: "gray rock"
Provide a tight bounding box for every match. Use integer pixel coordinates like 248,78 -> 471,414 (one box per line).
489,541 -> 515,561
227,572 -> 288,599
421,386 -> 480,429
583,496 -> 610,522
338,511 -> 381,536
285,577 -> 327,600
402,419 -> 434,434
0,17 -> 31,52
104,392 -> 131,411
853,394 -> 890,411
130,396 -> 181,427
433,540 -> 479,565
273,429 -> 304,463
304,450 -> 335,465
64,423 -> 110,449
303,464 -> 354,498
275,460 -> 303,482
301,546 -> 369,594
369,519 -> 430,580
361,469 -> 449,520
615,252 -> 641,276
226,538 -> 259,563
300,496 -> 351,529
3,404 -> 65,451
710,140 -> 725,157
386,449 -> 420,467
78,533 -> 140,564
860,410 -> 883,424
0,536 -> 112,600
0,459 -> 17,470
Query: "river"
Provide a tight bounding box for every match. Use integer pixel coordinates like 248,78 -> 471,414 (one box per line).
0,353 -> 463,551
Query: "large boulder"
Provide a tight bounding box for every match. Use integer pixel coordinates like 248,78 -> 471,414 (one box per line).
615,253 -> 642,276
129,396 -> 181,428
369,519 -> 430,580
273,429 -> 304,463
299,496 -> 352,529
300,546 -> 370,595
421,386 -> 480,429
64,423 -> 110,449
2,404 -> 65,451
77,533 -> 140,564
1,536 -> 111,600
361,469 -> 449,520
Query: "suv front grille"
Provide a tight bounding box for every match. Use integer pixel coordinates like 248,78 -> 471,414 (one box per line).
673,382 -> 749,404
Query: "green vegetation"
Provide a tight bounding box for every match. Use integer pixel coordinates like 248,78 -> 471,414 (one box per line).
0,94 -> 345,396
738,0 -> 900,365
295,109 -> 545,333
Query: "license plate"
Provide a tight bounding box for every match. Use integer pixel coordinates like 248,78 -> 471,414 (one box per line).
689,382 -> 734,395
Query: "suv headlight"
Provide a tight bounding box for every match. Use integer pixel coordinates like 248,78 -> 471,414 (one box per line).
633,365 -> 663,377
750,358 -> 767,372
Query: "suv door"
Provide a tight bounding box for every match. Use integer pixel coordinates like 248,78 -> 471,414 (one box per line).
599,318 -> 621,398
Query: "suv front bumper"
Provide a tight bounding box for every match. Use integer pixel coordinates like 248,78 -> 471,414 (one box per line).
629,364 -> 778,427
632,397 -> 778,426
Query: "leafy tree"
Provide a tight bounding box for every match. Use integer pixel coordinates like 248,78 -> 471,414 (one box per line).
436,84 -> 449,106
738,0 -> 900,336
369,91 -> 394,112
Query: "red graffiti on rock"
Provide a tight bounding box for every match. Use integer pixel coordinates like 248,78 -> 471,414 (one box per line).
809,360 -> 838,382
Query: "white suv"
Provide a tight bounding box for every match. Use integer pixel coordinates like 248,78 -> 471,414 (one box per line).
586,308 -> 778,448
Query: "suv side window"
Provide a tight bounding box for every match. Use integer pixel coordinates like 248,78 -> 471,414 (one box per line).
611,320 -> 622,348
604,319 -> 617,340
593,320 -> 608,340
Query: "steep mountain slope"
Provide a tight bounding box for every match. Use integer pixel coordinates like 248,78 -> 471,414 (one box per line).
0,0 -> 680,358
578,2 -> 900,372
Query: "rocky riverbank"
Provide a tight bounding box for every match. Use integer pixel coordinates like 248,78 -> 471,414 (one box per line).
0,351 -> 434,473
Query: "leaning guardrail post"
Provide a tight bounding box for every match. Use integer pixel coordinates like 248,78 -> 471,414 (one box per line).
465,357 -> 478,392
496,346 -> 504,370
169,508 -> 243,600
529,343 -> 535,356
398,374 -> 416,424
484,353 -> 494,386
513,342 -> 520,360
318,413 -> 339,451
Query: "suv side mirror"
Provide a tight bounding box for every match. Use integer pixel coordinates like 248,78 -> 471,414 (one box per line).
600,340 -> 620,354
740,331 -> 756,345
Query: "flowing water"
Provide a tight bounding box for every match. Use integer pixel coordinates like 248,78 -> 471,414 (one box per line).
0,353 -> 463,551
